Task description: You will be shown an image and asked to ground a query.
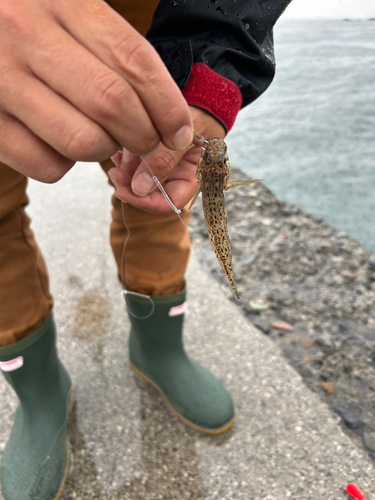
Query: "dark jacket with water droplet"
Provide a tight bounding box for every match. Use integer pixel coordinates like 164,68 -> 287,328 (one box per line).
146,0 -> 292,132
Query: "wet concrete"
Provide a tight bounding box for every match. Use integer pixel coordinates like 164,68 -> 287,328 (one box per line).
0,163 -> 374,499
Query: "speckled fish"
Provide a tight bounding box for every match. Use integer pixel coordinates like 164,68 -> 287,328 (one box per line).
190,137 -> 262,299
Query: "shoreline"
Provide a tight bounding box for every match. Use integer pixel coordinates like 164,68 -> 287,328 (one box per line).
189,167 -> 375,459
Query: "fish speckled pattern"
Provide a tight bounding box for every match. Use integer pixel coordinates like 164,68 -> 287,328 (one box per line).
190,137 -> 262,299
200,140 -> 238,297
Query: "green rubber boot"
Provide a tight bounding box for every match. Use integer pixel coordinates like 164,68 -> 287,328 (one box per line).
125,288 -> 235,434
0,314 -> 72,500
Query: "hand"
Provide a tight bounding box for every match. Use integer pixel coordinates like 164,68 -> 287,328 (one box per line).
108,107 -> 226,214
0,0 -> 193,183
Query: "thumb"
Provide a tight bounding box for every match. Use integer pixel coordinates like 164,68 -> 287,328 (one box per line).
131,146 -> 184,197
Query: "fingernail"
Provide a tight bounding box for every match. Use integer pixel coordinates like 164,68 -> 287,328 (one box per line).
121,149 -> 133,164
108,169 -> 120,188
111,152 -> 122,168
132,172 -> 155,196
171,125 -> 193,151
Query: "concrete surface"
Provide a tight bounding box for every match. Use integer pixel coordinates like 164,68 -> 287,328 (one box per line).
0,163 -> 373,499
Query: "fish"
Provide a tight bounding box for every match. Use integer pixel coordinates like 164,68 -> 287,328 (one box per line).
190,136 -> 262,299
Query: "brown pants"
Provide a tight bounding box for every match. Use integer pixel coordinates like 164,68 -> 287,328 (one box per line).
0,0 -> 191,347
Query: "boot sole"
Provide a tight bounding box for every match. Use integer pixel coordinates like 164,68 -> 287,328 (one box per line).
54,388 -> 74,500
130,363 -> 235,435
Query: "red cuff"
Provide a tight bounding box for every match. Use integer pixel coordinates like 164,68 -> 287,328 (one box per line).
182,63 -> 243,133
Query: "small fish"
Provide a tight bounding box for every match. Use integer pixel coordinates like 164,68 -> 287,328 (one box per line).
190,137 -> 261,299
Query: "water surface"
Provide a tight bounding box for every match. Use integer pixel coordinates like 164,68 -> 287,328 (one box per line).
227,19 -> 375,250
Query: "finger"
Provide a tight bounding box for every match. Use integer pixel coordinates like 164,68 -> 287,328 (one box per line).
119,148 -> 142,174
110,148 -> 140,180
111,151 -> 123,168
54,0 -> 194,151
131,148 -> 185,197
0,112 -> 74,183
109,152 -> 200,214
109,168 -> 179,214
26,23 -> 160,156
1,71 -> 119,162
109,147 -> 141,187
111,174 -> 197,214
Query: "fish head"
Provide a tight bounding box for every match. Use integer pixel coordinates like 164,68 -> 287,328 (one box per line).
200,138 -> 230,175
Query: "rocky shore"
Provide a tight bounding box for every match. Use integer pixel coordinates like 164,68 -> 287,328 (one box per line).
189,167 -> 375,459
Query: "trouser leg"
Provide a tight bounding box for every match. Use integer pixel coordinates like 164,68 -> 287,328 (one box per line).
0,162 -> 53,347
100,159 -> 191,295
105,0 -> 160,36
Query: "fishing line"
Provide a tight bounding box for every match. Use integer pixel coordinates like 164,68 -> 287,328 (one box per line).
120,140 -> 205,319
120,198 -> 155,320
119,152 -> 362,489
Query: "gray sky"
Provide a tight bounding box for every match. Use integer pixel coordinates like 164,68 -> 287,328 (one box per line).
283,0 -> 375,19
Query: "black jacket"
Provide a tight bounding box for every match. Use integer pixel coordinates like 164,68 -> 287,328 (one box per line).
147,0 -> 292,111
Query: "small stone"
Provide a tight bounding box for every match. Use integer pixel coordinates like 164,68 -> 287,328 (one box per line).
301,338 -> 314,348
254,320 -> 271,334
319,369 -> 336,381
321,381 -> 338,395
300,366 -> 314,378
260,218 -> 272,226
341,270 -> 357,280
300,257 -> 310,266
249,299 -> 269,311
338,322 -> 349,333
334,406 -> 365,429
303,269 -> 318,276
271,321 -> 294,332
317,239 -> 331,249
332,275 -> 345,286
280,207 -> 292,217
339,383 -> 358,397
368,255 -> 375,271
362,428 -> 375,452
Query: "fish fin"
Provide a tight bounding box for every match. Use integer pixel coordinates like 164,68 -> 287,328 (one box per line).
225,179 -> 263,191
188,186 -> 202,211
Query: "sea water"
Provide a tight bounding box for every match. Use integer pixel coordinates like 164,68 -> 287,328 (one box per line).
227,19 -> 375,251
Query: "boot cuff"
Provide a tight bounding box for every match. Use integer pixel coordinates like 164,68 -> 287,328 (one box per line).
124,286 -> 186,306
0,314 -> 54,359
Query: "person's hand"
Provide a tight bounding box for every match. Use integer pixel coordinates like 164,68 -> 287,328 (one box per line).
108,107 -> 225,214
0,0 -> 193,183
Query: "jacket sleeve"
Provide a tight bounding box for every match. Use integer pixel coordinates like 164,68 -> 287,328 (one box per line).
146,0 -> 292,132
